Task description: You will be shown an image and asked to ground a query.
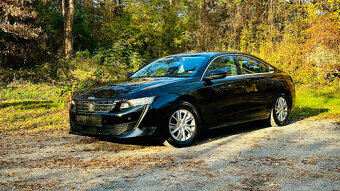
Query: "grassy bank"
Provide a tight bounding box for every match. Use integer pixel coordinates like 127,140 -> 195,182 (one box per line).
0,81 -> 339,135
0,82 -> 69,135
291,91 -> 340,120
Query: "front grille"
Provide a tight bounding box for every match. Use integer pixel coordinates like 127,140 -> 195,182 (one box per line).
76,100 -> 116,113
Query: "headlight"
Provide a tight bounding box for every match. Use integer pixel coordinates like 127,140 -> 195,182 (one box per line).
120,96 -> 155,109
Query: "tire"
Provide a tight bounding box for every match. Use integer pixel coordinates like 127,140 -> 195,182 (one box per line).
270,93 -> 290,127
164,101 -> 201,147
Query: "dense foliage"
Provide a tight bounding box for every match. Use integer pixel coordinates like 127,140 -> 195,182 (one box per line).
0,0 -> 339,90
0,0 -> 339,136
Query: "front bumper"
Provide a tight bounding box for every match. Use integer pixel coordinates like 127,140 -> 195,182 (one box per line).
69,105 -> 157,138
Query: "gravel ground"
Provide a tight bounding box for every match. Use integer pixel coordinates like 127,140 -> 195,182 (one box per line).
0,119 -> 339,191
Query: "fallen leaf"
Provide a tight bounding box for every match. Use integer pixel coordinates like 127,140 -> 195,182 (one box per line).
310,158 -> 316,164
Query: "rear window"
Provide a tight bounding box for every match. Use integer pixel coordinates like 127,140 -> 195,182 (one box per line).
237,56 -> 271,74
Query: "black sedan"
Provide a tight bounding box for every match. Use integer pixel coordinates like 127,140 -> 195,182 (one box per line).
69,52 -> 295,147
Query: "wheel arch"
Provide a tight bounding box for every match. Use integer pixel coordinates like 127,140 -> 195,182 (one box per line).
174,95 -> 200,112
281,89 -> 293,109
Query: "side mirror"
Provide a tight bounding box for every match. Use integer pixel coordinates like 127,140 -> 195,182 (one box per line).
204,69 -> 226,80
127,72 -> 134,78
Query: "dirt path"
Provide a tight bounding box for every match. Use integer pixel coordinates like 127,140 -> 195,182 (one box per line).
1,119 -> 339,190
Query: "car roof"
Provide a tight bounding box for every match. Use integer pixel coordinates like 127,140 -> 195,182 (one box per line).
167,51 -> 249,58
166,52 -> 270,65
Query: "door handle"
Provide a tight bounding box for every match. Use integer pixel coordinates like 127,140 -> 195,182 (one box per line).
243,80 -> 257,92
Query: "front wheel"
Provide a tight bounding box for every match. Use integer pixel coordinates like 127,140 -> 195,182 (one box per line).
164,102 -> 201,147
270,93 -> 290,126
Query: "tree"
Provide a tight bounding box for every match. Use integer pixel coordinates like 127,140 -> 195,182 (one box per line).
62,0 -> 75,59
0,0 -> 42,66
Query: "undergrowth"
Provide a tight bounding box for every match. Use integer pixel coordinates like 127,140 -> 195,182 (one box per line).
0,79 -> 338,135
0,50 -> 339,134
290,86 -> 340,120
0,81 -> 68,135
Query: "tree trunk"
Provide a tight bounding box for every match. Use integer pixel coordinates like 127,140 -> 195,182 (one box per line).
62,0 -> 75,60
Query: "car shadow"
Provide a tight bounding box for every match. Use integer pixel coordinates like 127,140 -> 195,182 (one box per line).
102,120 -> 275,147
196,106 -> 329,146
101,135 -> 164,146
290,107 -> 329,120
196,120 -> 271,145
101,106 -> 329,147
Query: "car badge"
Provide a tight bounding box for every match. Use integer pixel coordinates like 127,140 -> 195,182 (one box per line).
88,97 -> 95,100
88,103 -> 95,112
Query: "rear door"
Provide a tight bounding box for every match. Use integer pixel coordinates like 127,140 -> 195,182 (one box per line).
235,56 -> 275,120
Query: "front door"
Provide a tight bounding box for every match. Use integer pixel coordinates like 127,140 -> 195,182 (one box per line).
196,55 -> 248,127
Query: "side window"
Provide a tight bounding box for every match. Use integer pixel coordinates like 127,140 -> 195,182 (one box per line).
237,57 -> 260,74
237,56 -> 271,74
206,56 -> 238,77
259,62 -> 270,73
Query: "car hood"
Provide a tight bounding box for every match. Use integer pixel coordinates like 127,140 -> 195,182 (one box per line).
74,77 -> 188,100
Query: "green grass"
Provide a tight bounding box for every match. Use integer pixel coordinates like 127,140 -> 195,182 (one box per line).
0,81 -> 69,135
290,90 -> 340,120
0,100 -> 68,134
0,81 -> 65,101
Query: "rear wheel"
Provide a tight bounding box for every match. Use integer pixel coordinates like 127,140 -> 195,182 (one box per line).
164,102 -> 201,147
270,93 -> 290,126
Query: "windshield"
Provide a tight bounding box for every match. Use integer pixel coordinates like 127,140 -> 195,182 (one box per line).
131,56 -> 207,78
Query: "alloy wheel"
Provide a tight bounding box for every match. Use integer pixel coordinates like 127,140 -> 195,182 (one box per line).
169,109 -> 196,142
275,97 -> 288,122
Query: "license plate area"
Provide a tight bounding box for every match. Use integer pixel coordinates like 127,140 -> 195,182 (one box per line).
76,115 -> 102,127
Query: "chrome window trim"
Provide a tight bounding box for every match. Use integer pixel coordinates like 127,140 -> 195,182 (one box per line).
200,54 -> 274,81
232,71 -> 274,77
